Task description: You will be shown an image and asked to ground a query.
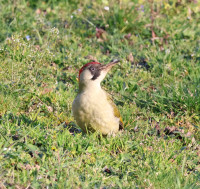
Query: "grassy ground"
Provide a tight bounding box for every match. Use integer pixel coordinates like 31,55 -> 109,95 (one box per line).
0,0 -> 200,188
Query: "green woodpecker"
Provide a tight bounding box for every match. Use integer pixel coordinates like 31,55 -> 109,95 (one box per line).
72,60 -> 123,135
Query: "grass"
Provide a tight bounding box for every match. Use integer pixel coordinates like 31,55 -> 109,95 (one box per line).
0,0 -> 200,188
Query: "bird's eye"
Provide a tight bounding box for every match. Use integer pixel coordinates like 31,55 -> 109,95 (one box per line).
90,67 -> 95,72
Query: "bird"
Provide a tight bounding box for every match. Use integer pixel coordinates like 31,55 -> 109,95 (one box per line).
72,60 -> 123,135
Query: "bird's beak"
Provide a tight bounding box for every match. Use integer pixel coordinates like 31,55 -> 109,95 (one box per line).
100,59 -> 119,72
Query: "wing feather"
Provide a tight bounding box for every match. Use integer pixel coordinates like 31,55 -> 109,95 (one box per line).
106,93 -> 124,130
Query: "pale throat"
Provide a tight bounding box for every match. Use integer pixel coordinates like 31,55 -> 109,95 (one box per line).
78,80 -> 102,93
78,70 -> 107,93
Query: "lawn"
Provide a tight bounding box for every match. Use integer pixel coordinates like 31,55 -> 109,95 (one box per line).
0,0 -> 200,188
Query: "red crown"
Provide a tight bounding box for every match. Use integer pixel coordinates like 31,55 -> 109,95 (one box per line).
79,62 -> 101,80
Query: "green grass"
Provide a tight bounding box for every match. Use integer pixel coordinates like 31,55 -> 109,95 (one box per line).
0,0 -> 200,188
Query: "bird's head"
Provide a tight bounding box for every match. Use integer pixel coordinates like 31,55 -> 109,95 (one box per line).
78,60 -> 119,90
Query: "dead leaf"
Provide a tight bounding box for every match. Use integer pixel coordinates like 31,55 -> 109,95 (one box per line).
47,106 -> 53,112
147,146 -> 153,151
41,88 -> 53,95
96,28 -> 107,42
152,30 -> 157,39
169,159 -> 175,163
85,55 -> 98,62
25,164 -> 32,170
192,137 -> 196,143
36,9 -> 41,15
127,53 -> 134,63
164,126 -> 183,139
35,45 -> 40,51
25,164 -> 40,171
124,33 -> 132,40
186,131 -> 192,137
197,150 -> 200,157
164,126 -> 177,134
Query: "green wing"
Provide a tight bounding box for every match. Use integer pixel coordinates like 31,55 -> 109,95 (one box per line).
106,93 -> 124,130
